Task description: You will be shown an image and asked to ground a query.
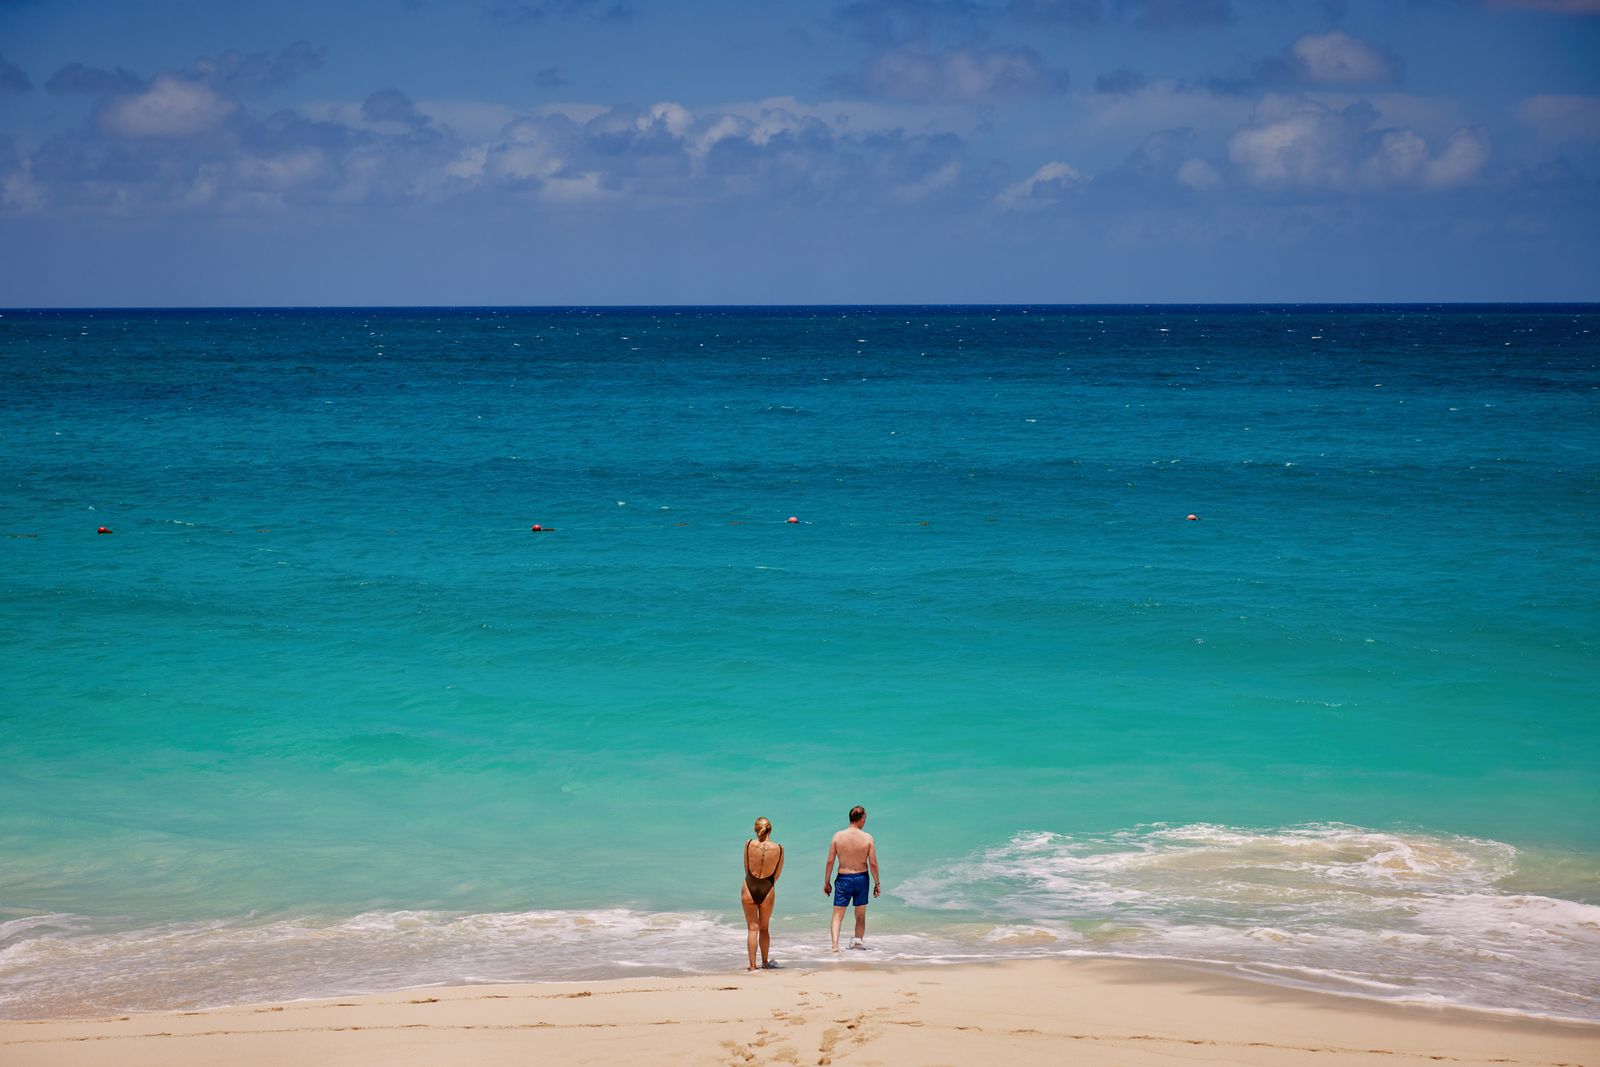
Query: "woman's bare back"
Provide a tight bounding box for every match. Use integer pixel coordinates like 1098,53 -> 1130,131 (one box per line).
746,839 -> 782,878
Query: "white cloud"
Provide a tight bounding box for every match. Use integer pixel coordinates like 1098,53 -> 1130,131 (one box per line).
1176,157 -> 1222,190
1227,100 -> 1489,191
539,171 -> 612,203
100,76 -> 236,137
485,119 -> 570,183
645,102 -> 693,137
1516,94 -> 1600,141
1289,31 -> 1400,85
1422,126 -> 1491,188
996,160 -> 1087,210
1356,128 -> 1428,186
692,107 -> 811,156
1348,124 -> 1489,189
715,95 -> 987,141
445,144 -> 490,180
419,99 -> 968,208
1228,105 -> 1355,186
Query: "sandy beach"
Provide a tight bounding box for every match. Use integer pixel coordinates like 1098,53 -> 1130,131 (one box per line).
2,958 -> 1594,1067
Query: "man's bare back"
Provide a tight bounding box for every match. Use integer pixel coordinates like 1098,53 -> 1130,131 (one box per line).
830,827 -> 874,873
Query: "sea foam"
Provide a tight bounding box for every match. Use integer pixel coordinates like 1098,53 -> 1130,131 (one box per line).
896,823 -> 1600,1021
3,824 -> 1596,1022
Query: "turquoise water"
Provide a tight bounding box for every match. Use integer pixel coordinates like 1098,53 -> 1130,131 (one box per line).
2,305 -> 1597,1020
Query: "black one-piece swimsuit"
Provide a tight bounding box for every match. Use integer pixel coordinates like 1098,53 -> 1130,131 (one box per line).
745,841 -> 781,905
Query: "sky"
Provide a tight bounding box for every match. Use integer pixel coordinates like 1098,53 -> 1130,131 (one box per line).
1,0 -> 1597,305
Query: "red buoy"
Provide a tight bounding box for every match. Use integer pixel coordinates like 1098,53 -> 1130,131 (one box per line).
97,526 -> 112,535
531,524 -> 554,532
786,516 -> 799,524
1186,514 -> 1199,521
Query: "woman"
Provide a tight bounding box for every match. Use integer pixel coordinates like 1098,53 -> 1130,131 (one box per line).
740,816 -> 784,971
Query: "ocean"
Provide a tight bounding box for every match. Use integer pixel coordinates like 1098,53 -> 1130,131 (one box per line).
1,305 -> 1597,1022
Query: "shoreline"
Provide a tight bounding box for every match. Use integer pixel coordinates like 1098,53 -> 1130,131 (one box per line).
3,958 -> 1595,1066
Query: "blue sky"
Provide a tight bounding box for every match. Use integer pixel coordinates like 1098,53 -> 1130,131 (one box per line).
1,0 -> 1597,304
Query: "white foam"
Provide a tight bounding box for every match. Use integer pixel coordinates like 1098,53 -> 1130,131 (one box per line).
4,825 -> 1596,1022
0,907 -> 741,1019
894,823 -> 1600,1021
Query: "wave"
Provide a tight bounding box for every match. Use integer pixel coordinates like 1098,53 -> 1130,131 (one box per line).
0,908 -> 741,1020
895,823 -> 1600,1022
3,824 -> 1597,1022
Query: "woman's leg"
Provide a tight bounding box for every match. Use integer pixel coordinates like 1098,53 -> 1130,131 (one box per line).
740,886 -> 760,971
757,891 -> 776,965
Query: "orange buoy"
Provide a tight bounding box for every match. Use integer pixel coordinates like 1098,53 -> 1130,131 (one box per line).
786,516 -> 799,524
1186,514 -> 1199,521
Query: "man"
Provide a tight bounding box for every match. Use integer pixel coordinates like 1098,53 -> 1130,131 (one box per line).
822,805 -> 880,951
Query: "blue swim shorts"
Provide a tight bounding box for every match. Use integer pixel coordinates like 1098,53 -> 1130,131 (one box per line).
833,871 -> 870,907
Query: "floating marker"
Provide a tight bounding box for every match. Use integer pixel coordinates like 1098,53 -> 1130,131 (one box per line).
786,516 -> 799,524
97,526 -> 112,535
530,524 -> 554,532
1186,514 -> 1199,522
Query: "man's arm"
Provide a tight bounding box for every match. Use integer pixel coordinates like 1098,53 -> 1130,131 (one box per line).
867,838 -> 881,897
823,836 -> 837,895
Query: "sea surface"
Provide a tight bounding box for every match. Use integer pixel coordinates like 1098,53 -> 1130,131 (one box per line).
1,305 -> 1597,1022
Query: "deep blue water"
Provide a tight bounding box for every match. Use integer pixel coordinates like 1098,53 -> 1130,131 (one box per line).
1,305 -> 1597,1019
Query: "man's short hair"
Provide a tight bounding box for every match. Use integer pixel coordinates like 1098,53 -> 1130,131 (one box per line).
849,805 -> 866,824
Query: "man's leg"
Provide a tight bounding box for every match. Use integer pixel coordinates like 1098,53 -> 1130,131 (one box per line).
853,905 -> 867,944
831,906 -> 847,951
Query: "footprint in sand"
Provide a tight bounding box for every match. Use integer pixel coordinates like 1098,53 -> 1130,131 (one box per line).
718,1039 -> 758,1064
817,1010 -> 881,1050
818,1025 -> 843,1060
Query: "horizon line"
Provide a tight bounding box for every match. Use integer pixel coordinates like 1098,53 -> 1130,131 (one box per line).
4,300 -> 1598,313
